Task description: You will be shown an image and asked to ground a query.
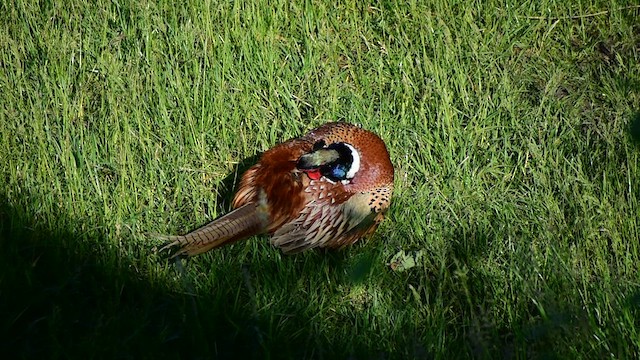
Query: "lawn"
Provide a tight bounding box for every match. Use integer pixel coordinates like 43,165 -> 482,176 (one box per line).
1,0 -> 639,358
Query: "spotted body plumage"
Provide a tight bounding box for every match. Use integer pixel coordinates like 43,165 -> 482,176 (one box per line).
160,122 -> 394,257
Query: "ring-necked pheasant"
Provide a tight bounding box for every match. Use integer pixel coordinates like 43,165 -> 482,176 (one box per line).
160,122 -> 394,257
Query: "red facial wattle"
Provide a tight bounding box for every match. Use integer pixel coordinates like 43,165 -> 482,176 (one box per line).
304,169 -> 322,180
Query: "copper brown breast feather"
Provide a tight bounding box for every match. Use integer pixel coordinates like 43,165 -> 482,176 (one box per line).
159,122 -> 394,257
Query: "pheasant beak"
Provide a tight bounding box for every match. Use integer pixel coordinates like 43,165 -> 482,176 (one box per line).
297,149 -> 340,170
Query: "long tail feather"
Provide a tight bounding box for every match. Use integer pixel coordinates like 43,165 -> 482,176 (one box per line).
159,203 -> 267,257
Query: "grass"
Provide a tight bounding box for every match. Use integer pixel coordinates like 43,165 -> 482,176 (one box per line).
1,0 -> 639,358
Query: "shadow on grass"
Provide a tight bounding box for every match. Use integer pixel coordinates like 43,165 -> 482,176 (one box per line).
0,196 -> 265,359
216,153 -> 261,212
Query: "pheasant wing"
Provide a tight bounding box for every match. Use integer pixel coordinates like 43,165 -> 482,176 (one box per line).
270,191 -> 384,254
